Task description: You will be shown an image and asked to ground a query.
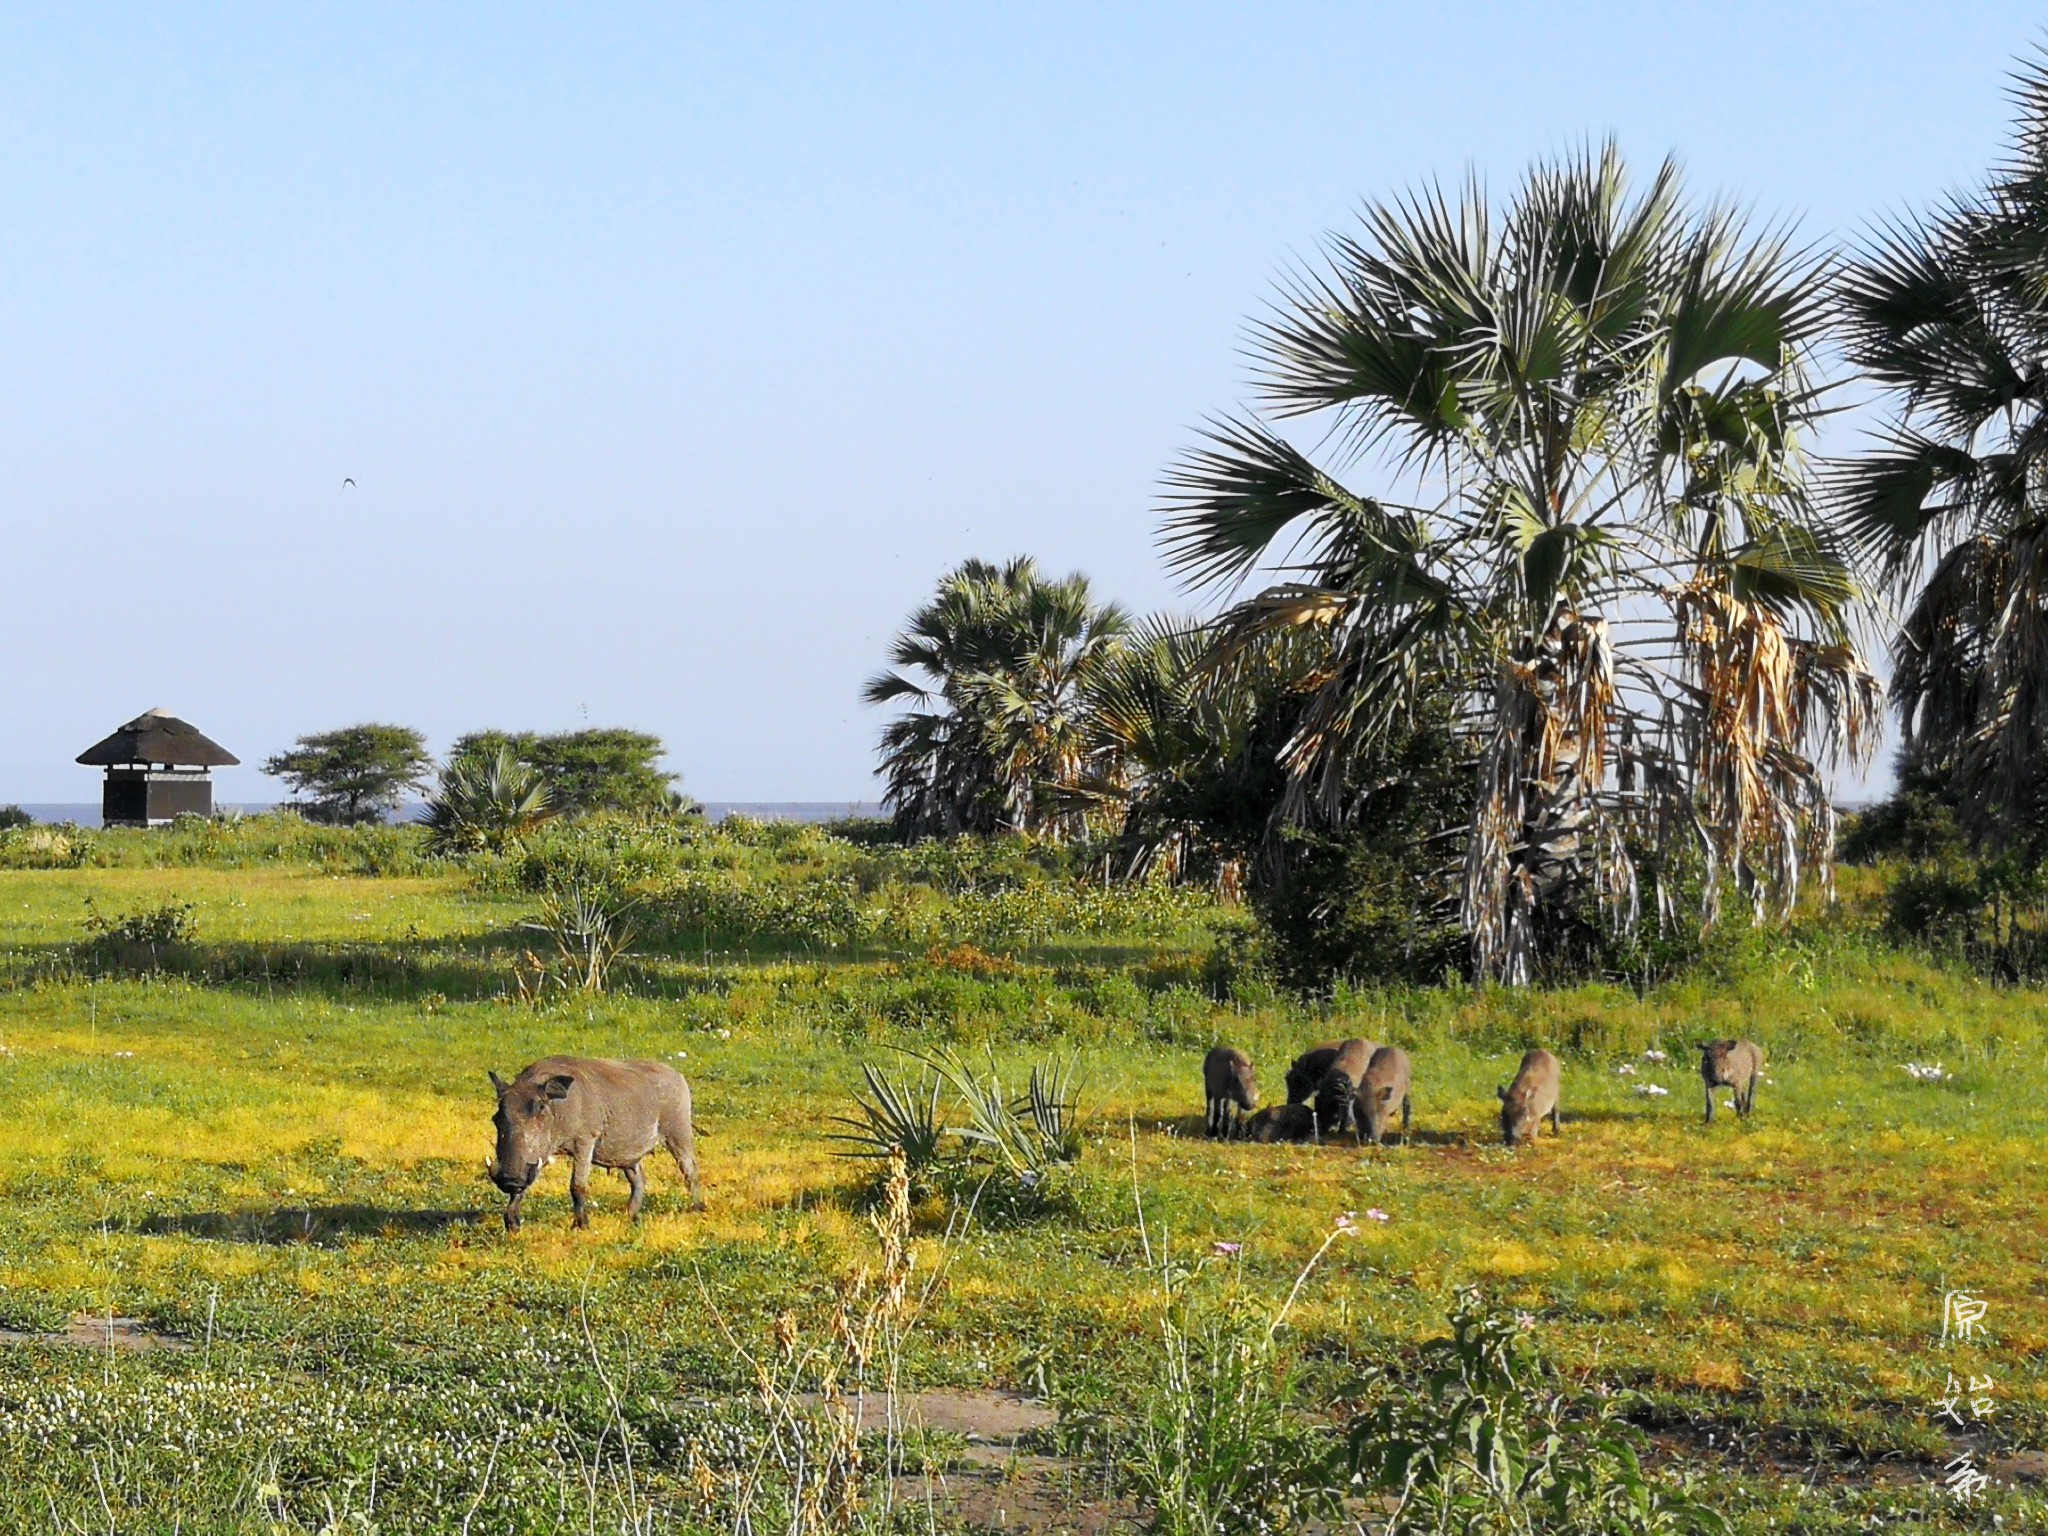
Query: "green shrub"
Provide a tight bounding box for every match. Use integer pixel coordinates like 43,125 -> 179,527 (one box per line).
1346,1289 -> 1727,1535
82,896 -> 196,947
0,824 -> 94,870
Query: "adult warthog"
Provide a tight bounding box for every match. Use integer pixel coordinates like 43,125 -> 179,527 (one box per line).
487,1056 -> 700,1232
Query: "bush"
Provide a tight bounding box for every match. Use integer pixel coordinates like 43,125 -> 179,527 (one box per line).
82,897 -> 196,947
0,805 -> 30,830
1346,1289 -> 1726,1535
1839,762 -> 1967,865
0,825 -> 94,870
78,897 -> 198,972
1883,857 -> 2048,981
0,812 -> 435,875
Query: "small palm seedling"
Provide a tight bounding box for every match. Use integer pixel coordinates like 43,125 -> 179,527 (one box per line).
524,882 -> 636,994
918,1047 -> 1082,1188
835,1049 -> 1085,1210
828,1062 -> 948,1193
1020,1056 -> 1081,1164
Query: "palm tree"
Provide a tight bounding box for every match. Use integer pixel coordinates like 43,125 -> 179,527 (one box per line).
1163,144 -> 1877,983
423,744 -> 556,854
1835,55 -> 2048,858
866,557 -> 1130,840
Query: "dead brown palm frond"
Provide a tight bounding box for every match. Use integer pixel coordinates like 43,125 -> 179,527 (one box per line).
1673,581 -> 1880,921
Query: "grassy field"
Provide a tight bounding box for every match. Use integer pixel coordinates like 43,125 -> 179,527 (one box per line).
0,826 -> 2041,1532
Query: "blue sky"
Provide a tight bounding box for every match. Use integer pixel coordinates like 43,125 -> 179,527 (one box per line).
2,3 -> 2041,802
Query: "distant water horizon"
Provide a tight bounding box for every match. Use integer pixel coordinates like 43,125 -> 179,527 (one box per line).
9,801 -> 882,829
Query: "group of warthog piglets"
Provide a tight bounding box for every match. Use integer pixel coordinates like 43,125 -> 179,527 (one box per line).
1202,1036 -> 1766,1148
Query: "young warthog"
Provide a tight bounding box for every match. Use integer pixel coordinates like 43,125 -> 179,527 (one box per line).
1203,1046 -> 1258,1138
1284,1042 -> 1342,1104
1312,1038 -> 1380,1142
487,1056 -> 700,1232
1698,1038 -> 1764,1124
1241,1103 -> 1318,1144
1498,1048 -> 1561,1147
1354,1045 -> 1412,1146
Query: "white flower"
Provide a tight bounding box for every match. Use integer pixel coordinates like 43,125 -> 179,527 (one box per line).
1616,1063 -> 1636,1075
1642,1049 -> 1668,1063
1634,1083 -> 1670,1097
1904,1062 -> 1949,1082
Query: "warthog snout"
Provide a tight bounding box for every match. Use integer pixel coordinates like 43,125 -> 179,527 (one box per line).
489,1160 -> 539,1195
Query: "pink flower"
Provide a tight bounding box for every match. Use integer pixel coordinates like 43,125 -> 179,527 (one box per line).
1211,1240 -> 1242,1257
1365,1208 -> 1390,1223
1334,1212 -> 1359,1235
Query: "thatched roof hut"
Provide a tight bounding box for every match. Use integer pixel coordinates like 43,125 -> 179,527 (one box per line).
77,708 -> 238,827
76,708 -> 240,769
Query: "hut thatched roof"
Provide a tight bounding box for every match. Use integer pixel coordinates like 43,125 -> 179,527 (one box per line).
76,708 -> 240,768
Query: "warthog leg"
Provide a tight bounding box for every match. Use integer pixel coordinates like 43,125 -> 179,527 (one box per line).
665,1127 -> 701,1206
569,1144 -> 596,1229
624,1162 -> 647,1220
503,1185 -> 528,1233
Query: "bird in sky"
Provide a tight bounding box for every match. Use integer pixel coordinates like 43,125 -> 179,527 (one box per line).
342,477 -> 356,488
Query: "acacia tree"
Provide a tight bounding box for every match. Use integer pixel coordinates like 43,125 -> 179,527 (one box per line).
263,724 -> 433,825
1836,55 -> 2048,859
866,557 -> 1129,840
447,730 -> 682,818
1163,145 -> 1878,983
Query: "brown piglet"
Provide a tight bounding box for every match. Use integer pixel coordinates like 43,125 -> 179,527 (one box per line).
1497,1048 -> 1561,1147
1203,1046 -> 1258,1138
1354,1045 -> 1412,1146
1698,1038 -> 1764,1124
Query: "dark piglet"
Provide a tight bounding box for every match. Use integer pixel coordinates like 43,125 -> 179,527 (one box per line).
1241,1102 -> 1318,1143
1498,1048 -> 1561,1147
1698,1038 -> 1764,1124
488,1056 -> 700,1231
1354,1045 -> 1412,1146
1203,1046 -> 1258,1138
1312,1038 -> 1380,1142
1284,1042 -> 1342,1104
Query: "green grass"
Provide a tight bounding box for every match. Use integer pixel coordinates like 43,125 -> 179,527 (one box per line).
0,839 -> 2041,1531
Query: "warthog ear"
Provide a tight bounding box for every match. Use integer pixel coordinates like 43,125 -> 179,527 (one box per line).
1379,1085 -> 1396,1102
488,1070 -> 508,1096
1496,1085 -> 1508,1102
542,1074 -> 574,1101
